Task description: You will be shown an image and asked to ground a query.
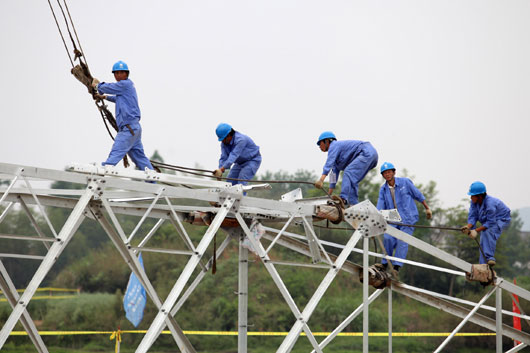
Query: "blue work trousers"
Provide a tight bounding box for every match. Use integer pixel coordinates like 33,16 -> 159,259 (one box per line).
382,225 -> 414,267
102,124 -> 154,171
340,144 -> 378,205
479,220 -> 510,264
227,156 -> 262,186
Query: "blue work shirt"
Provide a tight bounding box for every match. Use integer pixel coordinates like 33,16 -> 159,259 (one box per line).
377,177 -> 425,224
468,195 -> 511,230
322,140 -> 369,185
219,131 -> 260,169
97,79 -> 141,129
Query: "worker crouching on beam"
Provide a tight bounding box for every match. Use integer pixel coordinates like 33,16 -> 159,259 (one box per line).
91,61 -> 154,171
314,131 -> 378,206
213,123 -> 261,186
377,162 -> 432,273
461,181 -> 511,267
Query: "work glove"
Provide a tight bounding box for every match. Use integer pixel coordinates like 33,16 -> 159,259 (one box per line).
213,169 -> 223,178
314,179 -> 323,189
461,225 -> 471,235
94,94 -> 106,101
425,209 -> 433,220
91,78 -> 100,89
468,229 -> 478,239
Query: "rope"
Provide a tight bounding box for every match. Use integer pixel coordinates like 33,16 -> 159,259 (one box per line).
46,0 -> 73,67
61,0 -> 89,66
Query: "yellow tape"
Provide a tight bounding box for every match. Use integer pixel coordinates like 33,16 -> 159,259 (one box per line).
109,330 -> 122,353
0,287 -> 79,294
10,330 -> 497,337
0,295 -> 77,302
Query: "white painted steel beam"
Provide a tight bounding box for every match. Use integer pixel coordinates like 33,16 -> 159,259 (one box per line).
235,214 -> 323,353
0,182 -> 94,349
0,261 -> 48,353
392,283 -> 530,345
386,225 -> 472,272
278,229 -> 362,352
135,196 -> 235,353
311,289 -> 385,353
91,207 -> 196,352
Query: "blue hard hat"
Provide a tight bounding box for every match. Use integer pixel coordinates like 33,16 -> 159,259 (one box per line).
468,181 -> 486,196
112,60 -> 129,73
380,162 -> 396,174
216,123 -> 232,141
316,131 -> 336,145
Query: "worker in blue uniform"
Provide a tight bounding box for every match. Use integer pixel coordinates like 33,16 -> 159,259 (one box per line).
213,123 -> 261,186
91,61 -> 154,171
377,162 -> 432,272
314,131 -> 378,205
461,181 -> 511,266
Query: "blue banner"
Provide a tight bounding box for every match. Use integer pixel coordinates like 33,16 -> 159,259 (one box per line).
123,253 -> 147,327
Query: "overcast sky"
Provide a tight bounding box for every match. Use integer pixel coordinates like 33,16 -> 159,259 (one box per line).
1,1 -> 529,210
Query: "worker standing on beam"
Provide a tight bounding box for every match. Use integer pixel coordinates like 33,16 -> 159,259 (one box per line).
91,61 -> 154,171
461,181 -> 511,267
314,132 -> 378,205
377,162 -> 432,273
213,123 -> 261,186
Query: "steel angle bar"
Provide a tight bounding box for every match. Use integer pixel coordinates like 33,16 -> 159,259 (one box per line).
235,214 -> 324,353
100,197 -> 129,244
269,260 -> 332,269
0,183 -> 94,349
146,233 -> 234,346
0,163 -> 89,185
265,226 -> 467,276
499,280 -> 530,302
0,261 -> 48,353
136,219 -> 165,249
0,170 -> 20,205
21,175 -> 58,238
127,187 -> 165,243
265,214 -> 295,254
434,285 -> 498,353
68,162 -> 231,188
386,226 -> 472,272
165,197 -> 197,252
129,247 -> 193,256
91,208 -> 196,353
506,343 -> 528,353
19,197 -> 51,250
311,289 -> 385,353
239,235 -> 248,353
136,196 -> 235,353
392,283 -> 530,345
0,202 -> 14,224
496,287 -> 502,353
261,231 -> 360,277
171,233 -> 233,315
278,229 -> 363,352
0,234 -> 56,242
0,253 -> 45,260
363,236 -> 369,353
302,217 -> 332,265
398,283 -> 530,321
388,287 -> 392,353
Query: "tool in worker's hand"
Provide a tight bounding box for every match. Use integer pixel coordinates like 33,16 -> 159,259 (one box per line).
314,179 -> 323,189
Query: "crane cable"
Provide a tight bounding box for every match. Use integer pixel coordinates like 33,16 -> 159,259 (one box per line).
46,0 -> 130,167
